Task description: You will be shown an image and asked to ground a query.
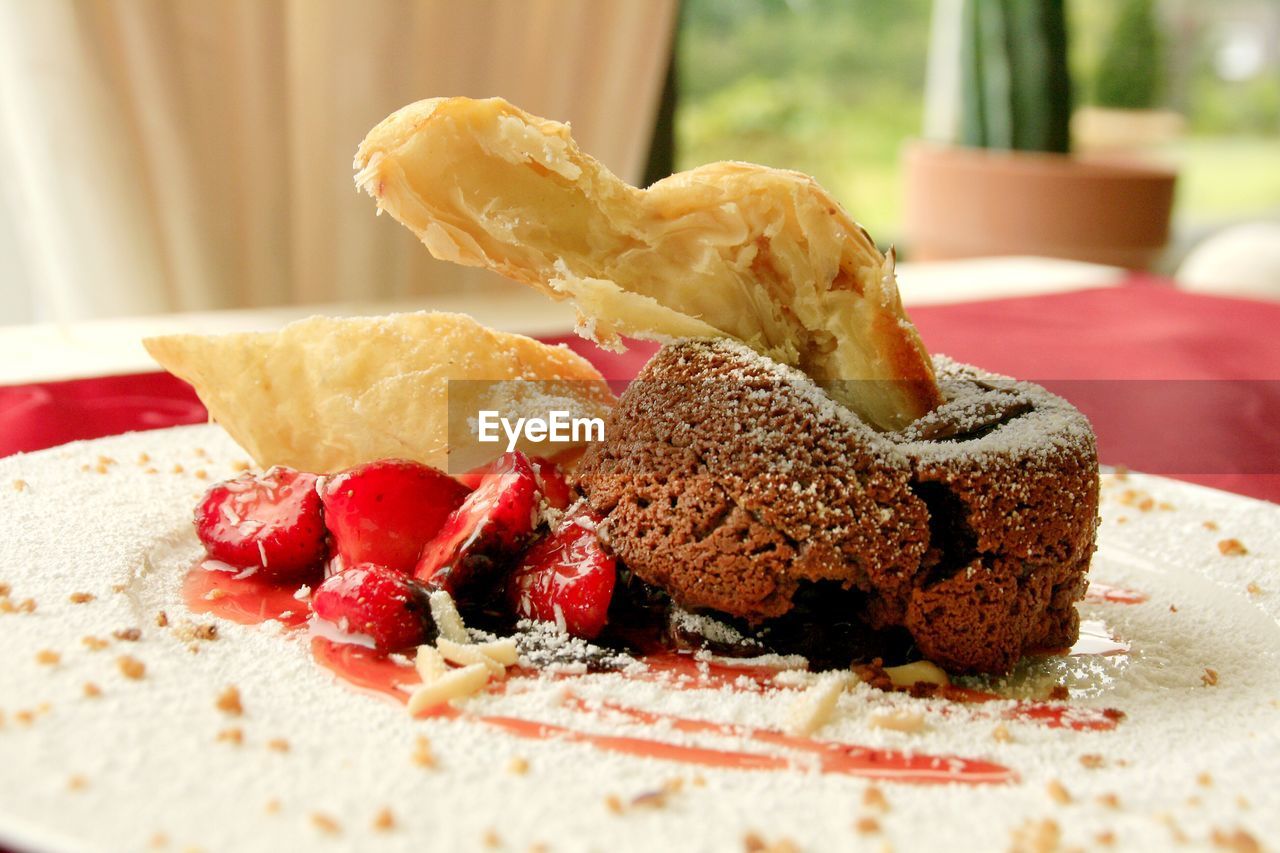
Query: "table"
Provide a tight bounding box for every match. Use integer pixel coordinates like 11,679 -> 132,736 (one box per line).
3,260 -> 1277,503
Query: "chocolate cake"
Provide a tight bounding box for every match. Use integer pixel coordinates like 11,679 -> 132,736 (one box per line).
577,340 -> 1099,674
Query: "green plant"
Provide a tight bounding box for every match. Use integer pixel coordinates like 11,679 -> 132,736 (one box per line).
959,0 -> 1072,153
1094,0 -> 1164,110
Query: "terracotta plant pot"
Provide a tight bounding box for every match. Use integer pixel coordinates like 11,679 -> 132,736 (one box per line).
902,141 -> 1177,269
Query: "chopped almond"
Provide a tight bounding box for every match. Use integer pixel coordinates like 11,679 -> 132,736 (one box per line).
12,479 -> 28,492
1046,780 -> 1072,804
113,627 -> 142,642
0,582 -> 9,596
372,808 -> 395,832
267,738 -> 290,753
156,611 -> 169,628
216,727 -> 244,745
69,592 -> 95,604
482,829 -> 502,848
82,636 -> 109,651
1097,792 -> 1121,809
1246,583 -> 1264,597
1079,754 -> 1105,769
35,649 -> 61,666
1210,827 -> 1262,853
83,682 -> 102,698
215,686 -> 243,716
1218,539 -> 1248,557
863,785 -> 889,812
310,813 -> 341,835
854,817 -> 881,834
604,794 -> 624,814
412,735 -> 436,768
507,756 -> 529,775
117,656 -> 146,680
1198,772 -> 1214,787
1203,668 -> 1220,687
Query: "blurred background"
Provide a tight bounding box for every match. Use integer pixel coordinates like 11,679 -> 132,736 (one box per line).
1,0 -> 1278,326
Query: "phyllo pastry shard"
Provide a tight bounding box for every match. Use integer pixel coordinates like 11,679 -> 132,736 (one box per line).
354,96 -> 941,431
144,311 -> 614,473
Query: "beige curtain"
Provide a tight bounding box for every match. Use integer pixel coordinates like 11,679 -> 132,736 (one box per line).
0,0 -> 676,323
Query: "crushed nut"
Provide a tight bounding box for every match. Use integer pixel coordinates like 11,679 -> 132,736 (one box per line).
232,460 -> 252,472
854,816 -> 881,834
1009,818 -> 1060,853
862,786 -> 889,812
412,735 -> 436,768
113,627 -> 142,642
742,832 -> 798,853
172,464 -> 184,474
1047,780 -> 1072,804
83,682 -> 102,698
267,738 -> 290,753
156,611 -> 169,627
137,453 -> 151,465
372,808 -> 395,831
1095,830 -> 1115,846
1204,520 -> 1220,531
0,582 -> 9,596
264,799 -> 281,815
1203,668 -> 1220,687
1218,539 -> 1248,557
82,636 -> 109,651
507,756 -> 529,775
1210,827 -> 1262,853
1246,583 -> 1264,597
1198,772 -> 1214,787
13,479 -> 28,491
194,469 -> 208,480
67,774 -> 88,791
1079,754 -> 1106,769
604,794 -> 624,814
35,649 -> 61,666
1097,792 -> 1121,809
215,686 -> 243,716
117,656 -> 146,679
69,592 -> 95,604
482,829 -> 502,848
310,813 -> 341,835
216,727 -> 244,745
991,724 -> 1014,743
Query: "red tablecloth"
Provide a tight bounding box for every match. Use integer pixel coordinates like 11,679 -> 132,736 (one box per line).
3,278 -> 1278,502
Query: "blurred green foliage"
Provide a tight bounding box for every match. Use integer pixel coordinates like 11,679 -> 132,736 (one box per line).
676,0 -> 1280,237
1094,0 -> 1163,109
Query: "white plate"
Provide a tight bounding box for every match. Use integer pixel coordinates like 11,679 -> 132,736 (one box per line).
1,425 -> 1278,852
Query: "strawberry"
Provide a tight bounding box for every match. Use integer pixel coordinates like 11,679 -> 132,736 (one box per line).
415,451 -> 540,600
194,466 -> 326,581
508,510 -> 617,639
530,456 -> 574,511
320,459 -> 470,574
311,563 -> 436,652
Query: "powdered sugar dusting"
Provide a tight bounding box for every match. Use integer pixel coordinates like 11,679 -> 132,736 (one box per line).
1,425 -> 1278,850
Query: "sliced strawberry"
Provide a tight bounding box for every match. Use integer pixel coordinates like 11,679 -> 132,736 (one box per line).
320,459 -> 470,574
194,466 -> 326,582
508,510 -> 616,639
530,456 -> 574,511
415,451 -> 540,601
311,563 -> 436,652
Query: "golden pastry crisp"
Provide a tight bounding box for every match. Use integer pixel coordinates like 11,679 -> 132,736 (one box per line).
144,312 -> 614,473
354,96 -> 941,430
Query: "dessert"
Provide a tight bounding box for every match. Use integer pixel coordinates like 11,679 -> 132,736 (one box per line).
577,340 -> 1098,674
2,95 -> 1277,853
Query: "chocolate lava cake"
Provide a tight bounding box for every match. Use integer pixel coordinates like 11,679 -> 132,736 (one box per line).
576,340 -> 1100,675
